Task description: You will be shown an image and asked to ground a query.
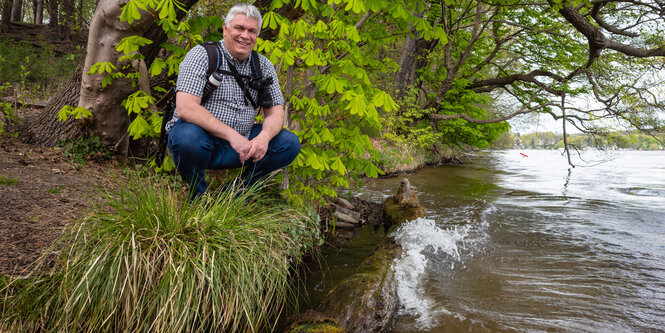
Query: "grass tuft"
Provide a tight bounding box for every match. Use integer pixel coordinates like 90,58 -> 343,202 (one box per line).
1,170 -> 321,332
0,175 -> 19,186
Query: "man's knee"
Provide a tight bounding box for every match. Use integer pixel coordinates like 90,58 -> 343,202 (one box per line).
168,121 -> 212,156
275,130 -> 301,159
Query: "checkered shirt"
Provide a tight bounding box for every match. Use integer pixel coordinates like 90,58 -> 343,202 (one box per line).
165,41 -> 284,138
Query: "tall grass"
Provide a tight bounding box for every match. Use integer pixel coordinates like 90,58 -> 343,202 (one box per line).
0,172 -> 321,332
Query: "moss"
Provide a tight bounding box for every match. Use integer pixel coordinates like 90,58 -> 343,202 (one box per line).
383,197 -> 425,230
284,310 -> 345,333
289,321 -> 345,333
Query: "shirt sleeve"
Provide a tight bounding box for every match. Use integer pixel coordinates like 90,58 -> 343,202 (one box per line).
176,45 -> 208,98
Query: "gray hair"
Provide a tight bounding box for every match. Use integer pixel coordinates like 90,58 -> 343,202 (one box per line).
224,4 -> 263,32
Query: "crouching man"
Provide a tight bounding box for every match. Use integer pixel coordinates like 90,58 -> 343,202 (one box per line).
165,3 -> 300,199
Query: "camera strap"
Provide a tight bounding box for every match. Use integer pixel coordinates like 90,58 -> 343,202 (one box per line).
214,43 -> 263,109
221,58 -> 258,108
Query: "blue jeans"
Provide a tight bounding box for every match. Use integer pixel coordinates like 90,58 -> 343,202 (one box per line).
167,120 -> 301,199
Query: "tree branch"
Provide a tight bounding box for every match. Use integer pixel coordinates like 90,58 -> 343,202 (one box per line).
429,101 -> 557,124
469,70 -> 566,96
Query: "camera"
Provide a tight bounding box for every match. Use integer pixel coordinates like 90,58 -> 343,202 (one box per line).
248,75 -> 273,109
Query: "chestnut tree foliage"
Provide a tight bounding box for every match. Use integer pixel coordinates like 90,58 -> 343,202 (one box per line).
70,0 -> 665,201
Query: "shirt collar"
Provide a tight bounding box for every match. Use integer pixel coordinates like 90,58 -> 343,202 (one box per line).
219,40 -> 248,67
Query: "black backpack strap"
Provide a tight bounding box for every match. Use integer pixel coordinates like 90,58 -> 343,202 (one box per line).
250,50 -> 262,78
201,41 -> 222,104
202,41 -> 221,77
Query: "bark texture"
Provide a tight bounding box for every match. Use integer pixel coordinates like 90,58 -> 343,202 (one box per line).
33,0 -> 43,24
1,0 -> 12,32
58,0 -> 73,39
47,0 -> 57,27
19,61 -> 84,145
10,0 -> 21,21
77,0 -> 156,151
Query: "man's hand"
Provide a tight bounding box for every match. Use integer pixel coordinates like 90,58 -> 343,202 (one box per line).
229,135 -> 253,164
247,135 -> 270,162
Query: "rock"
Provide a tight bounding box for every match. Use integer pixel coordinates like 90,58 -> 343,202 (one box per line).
383,178 -> 425,229
316,243 -> 400,333
394,178 -> 420,207
333,206 -> 362,225
334,220 -> 357,229
337,197 -> 354,209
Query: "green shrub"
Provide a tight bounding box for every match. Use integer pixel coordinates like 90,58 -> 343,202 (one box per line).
58,135 -> 112,164
1,171 -> 321,332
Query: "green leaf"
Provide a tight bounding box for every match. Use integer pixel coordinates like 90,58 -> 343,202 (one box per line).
127,115 -> 151,139
296,0 -> 317,11
329,20 -> 345,38
330,157 -> 346,175
345,93 -> 366,116
389,3 -> 410,20
308,129 -> 322,144
270,0 -> 285,10
263,11 -> 280,30
281,51 -> 296,67
413,17 -> 430,32
293,20 -> 308,39
88,62 -> 117,75
305,151 -> 324,170
302,49 -> 326,66
101,75 -> 113,88
149,111 -> 162,133
149,58 -> 167,77
57,105 -> 73,122
345,25 -> 361,42
73,106 -> 92,120
365,0 -> 385,11
319,75 -> 347,94
312,20 -> 328,39
372,90 -> 398,111
119,0 -> 143,25
344,0 -> 365,14
320,127 -> 335,142
116,36 -> 153,54
156,0 -> 178,20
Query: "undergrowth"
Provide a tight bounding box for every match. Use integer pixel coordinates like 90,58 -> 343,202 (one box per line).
0,170 -> 322,332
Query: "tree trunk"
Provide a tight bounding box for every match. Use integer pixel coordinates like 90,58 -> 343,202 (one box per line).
47,0 -> 57,27
1,0 -> 12,31
393,12 -> 437,100
394,32 -> 418,98
11,0 -> 21,22
19,60 -> 84,145
33,0 -> 43,24
58,0 -> 72,39
21,0 -> 200,150
75,0 -> 157,153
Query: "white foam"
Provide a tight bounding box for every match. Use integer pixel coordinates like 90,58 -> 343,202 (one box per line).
390,217 -> 469,329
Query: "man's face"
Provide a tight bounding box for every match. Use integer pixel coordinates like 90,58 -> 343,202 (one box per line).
223,13 -> 259,61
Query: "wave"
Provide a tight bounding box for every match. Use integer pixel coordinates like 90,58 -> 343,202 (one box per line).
390,217 -> 470,330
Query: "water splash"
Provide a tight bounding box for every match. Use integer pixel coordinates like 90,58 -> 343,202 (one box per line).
390,217 -> 469,329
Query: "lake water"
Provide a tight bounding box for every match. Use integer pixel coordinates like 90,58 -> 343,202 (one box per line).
355,149 -> 665,332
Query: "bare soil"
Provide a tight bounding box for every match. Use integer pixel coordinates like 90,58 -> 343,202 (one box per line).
0,134 -> 123,276
1,22 -> 88,55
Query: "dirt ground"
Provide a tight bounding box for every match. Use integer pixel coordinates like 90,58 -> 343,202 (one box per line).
0,134 -> 122,276
1,22 -> 88,55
